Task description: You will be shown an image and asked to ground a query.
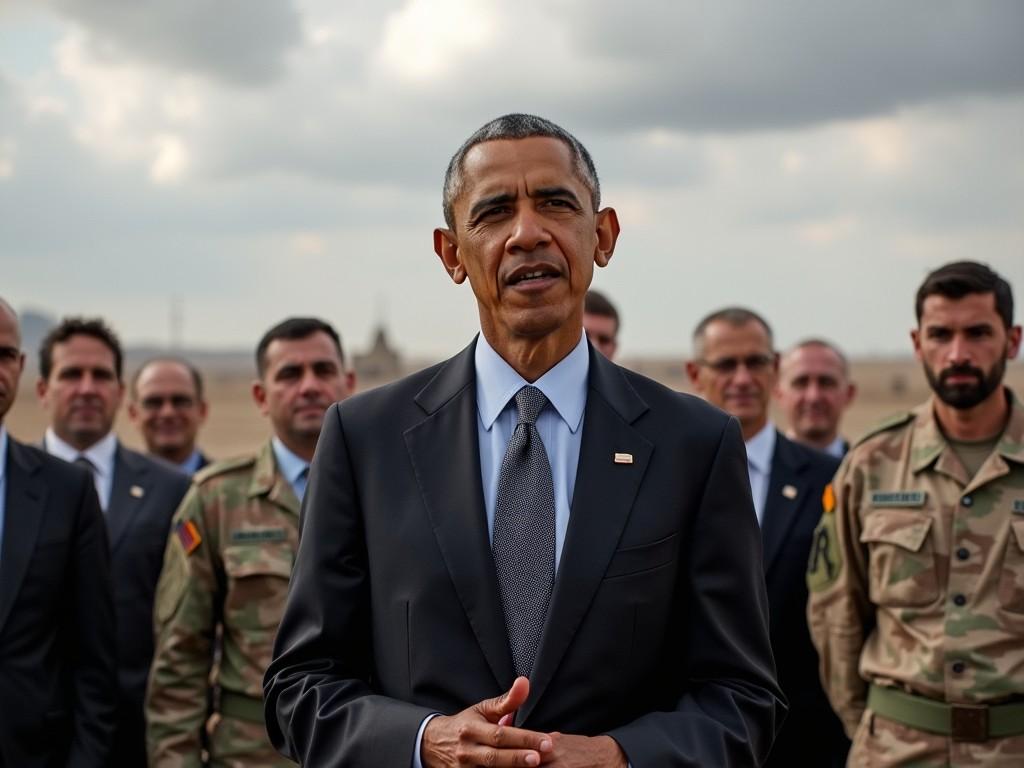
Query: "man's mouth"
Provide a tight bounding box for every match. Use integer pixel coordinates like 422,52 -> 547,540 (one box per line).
507,265 -> 561,286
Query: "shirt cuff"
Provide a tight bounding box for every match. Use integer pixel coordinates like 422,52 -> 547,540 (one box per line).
411,713 -> 440,768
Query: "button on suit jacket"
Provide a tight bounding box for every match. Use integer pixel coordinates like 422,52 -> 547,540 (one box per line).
265,341 -> 785,767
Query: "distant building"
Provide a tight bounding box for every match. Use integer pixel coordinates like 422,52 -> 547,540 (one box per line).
353,325 -> 402,384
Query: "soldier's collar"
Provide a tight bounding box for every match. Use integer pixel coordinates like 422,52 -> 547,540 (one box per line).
248,439 -> 279,498
912,389 -> 1024,474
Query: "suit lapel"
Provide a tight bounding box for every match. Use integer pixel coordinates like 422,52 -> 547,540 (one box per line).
760,433 -> 808,575
518,348 -> 652,725
107,444 -> 148,552
0,439 -> 47,634
405,341 -> 516,689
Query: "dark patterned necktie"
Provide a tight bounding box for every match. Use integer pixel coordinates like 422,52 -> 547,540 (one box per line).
492,385 -> 556,678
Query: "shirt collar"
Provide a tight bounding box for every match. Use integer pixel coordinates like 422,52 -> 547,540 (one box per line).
271,436 -> 310,487
0,425 -> 7,481
177,449 -> 204,475
475,332 -> 589,433
45,428 -> 117,478
825,435 -> 847,458
745,421 -> 777,474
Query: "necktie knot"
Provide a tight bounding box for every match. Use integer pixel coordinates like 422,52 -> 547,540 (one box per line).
74,455 -> 97,476
514,385 -> 547,426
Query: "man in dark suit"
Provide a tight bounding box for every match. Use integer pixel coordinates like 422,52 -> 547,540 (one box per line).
0,298 -> 117,767
686,307 -> 849,768
36,317 -> 190,767
128,357 -> 211,475
265,114 -> 785,767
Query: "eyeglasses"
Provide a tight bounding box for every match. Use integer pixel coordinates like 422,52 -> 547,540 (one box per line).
697,354 -> 775,375
140,394 -> 197,411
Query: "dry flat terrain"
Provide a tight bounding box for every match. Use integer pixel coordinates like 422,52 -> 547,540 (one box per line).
6,359 -> 1024,460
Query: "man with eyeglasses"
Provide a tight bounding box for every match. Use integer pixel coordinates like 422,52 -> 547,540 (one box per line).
129,358 -> 211,475
686,307 -> 849,768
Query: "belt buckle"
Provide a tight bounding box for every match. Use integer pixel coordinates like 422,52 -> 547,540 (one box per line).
950,703 -> 988,742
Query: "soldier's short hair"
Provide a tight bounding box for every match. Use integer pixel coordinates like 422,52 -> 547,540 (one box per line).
39,317 -> 123,381
692,307 -> 774,360
442,113 -> 600,229
130,357 -> 205,401
584,290 -> 619,330
916,261 -> 1014,329
256,317 -> 345,377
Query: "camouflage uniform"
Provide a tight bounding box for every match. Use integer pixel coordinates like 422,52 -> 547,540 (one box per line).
807,393 -> 1024,767
146,441 -> 299,767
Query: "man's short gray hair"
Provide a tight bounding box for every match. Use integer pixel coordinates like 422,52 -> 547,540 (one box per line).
442,113 -> 601,229
691,307 -> 774,360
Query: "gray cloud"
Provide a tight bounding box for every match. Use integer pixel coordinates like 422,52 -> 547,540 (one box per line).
46,0 -> 303,85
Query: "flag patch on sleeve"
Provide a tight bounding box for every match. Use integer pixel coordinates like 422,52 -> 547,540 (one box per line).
176,520 -> 202,555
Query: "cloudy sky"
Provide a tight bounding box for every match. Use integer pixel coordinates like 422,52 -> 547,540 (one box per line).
2,0 -> 1022,358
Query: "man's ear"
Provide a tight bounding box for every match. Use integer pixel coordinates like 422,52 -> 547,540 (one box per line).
1007,324 -> 1022,360
910,328 -> 922,361
593,207 -> 620,269
252,380 -> 268,416
434,228 -> 467,284
685,360 -> 701,388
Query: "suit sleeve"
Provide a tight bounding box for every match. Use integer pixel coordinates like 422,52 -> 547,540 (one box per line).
264,404 -> 433,766
145,485 -> 217,768
65,470 -> 118,768
806,455 -> 873,737
607,418 -> 787,767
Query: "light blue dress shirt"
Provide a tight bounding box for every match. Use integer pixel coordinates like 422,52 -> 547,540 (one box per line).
0,426 -> 7,568
412,333 -> 590,768
271,437 -> 311,503
177,449 -> 206,476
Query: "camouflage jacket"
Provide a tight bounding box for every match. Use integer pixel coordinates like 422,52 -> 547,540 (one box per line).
146,440 -> 300,766
807,390 -> 1024,737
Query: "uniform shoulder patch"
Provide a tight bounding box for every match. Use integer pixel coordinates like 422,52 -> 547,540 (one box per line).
852,411 -> 915,448
807,513 -> 843,592
193,454 -> 257,484
175,520 -> 202,555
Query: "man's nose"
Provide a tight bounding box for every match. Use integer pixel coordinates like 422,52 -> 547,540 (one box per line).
77,372 -> 99,395
947,334 -> 972,365
507,208 -> 551,252
731,363 -> 755,386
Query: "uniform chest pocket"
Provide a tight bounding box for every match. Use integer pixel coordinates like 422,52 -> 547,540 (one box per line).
997,520 -> 1024,615
223,545 -> 294,632
860,510 -> 939,608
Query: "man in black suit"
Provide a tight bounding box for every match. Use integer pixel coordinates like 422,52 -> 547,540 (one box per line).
128,357 -> 211,475
265,114 -> 784,767
686,307 -> 849,768
0,298 -> 117,766
36,317 -> 190,767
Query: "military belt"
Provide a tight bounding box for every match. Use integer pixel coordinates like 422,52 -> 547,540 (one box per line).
868,684 -> 1024,742
219,691 -> 265,724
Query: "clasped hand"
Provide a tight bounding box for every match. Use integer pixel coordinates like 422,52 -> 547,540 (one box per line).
421,677 -> 627,767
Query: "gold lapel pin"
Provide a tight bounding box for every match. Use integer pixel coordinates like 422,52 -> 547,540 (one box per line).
130,485 -> 145,499
614,453 -> 634,465
782,484 -> 798,500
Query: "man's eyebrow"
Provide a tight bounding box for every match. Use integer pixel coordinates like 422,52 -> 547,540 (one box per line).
468,192 -> 516,221
531,186 -> 582,206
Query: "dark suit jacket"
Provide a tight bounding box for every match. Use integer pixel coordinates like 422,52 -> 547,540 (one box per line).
104,444 -> 190,767
265,341 -> 785,767
760,432 -> 849,768
0,437 -> 117,768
